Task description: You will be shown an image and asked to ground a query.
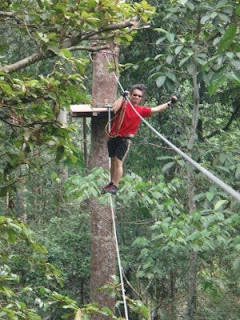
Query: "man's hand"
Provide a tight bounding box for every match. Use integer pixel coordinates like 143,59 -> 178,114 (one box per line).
171,96 -> 178,104
122,90 -> 129,99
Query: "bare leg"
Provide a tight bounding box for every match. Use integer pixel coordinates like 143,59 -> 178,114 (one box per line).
111,157 -> 123,187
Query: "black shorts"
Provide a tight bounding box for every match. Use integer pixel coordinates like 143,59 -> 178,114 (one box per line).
107,137 -> 132,161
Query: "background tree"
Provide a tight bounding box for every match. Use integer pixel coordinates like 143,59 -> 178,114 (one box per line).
0,0 -> 155,319
1,0 -> 240,319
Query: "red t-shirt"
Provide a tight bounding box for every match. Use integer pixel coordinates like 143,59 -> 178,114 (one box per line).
109,101 -> 152,137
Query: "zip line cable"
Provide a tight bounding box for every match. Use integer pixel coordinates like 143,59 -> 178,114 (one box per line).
103,52 -> 240,203
107,107 -> 129,320
102,50 -> 239,320
126,107 -> 240,203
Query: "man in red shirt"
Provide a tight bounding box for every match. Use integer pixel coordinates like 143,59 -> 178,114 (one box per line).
102,84 -> 177,195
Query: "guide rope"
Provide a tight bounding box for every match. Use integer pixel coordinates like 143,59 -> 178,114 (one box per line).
107,107 -> 129,320
104,52 -> 240,203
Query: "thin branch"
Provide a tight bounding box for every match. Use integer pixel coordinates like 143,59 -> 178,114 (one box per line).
0,10 -> 23,25
68,44 -> 110,52
0,116 -> 22,128
75,18 -> 136,43
0,18 -> 137,73
123,273 -> 144,300
0,116 -> 59,128
203,103 -> 240,140
0,11 -> 16,18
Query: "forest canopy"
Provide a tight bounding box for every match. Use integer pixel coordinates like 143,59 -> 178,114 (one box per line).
0,0 -> 240,319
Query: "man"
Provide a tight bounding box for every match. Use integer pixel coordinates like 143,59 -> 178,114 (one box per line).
102,84 -> 177,195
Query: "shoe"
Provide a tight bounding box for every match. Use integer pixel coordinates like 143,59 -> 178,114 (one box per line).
101,182 -> 113,194
106,184 -> 118,195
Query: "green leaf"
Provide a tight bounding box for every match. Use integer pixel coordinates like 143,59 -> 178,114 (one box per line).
187,62 -> 196,75
156,75 -> 166,87
192,211 -> 201,221
217,13 -> 230,23
200,14 -> 210,24
166,33 -> 175,43
162,161 -> 175,172
208,74 -> 227,95
166,55 -> 174,64
206,192 -> 214,201
175,45 -> 183,55
217,25 -> 237,53
214,200 -> 228,211
179,0 -> 188,5
228,72 -> 240,84
0,83 -> 13,94
59,49 -> 72,59
233,257 -> 240,270
231,60 -> 240,70
166,72 -> 176,82
235,166 -> 240,179
179,56 -> 190,67
186,1 -> 195,11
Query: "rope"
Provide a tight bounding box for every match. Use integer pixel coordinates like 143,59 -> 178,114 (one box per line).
107,107 -> 129,320
104,100 -> 126,138
103,53 -> 240,203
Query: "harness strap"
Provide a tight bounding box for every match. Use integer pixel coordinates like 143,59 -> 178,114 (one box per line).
105,99 -> 127,138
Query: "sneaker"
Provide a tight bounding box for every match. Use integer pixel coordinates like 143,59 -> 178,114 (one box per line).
101,182 -> 113,194
105,184 -> 118,195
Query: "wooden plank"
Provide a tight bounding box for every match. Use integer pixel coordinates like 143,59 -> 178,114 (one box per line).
70,104 -> 111,117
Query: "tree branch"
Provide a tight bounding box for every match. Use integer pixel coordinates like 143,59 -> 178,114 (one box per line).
0,51 -> 46,73
203,103 -> 240,140
75,18 -> 136,42
68,44 -> 110,52
0,11 -> 15,18
0,10 -> 22,23
0,18 -> 137,73
0,115 -> 58,128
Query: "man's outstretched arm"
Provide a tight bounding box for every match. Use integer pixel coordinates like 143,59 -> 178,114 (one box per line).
151,95 -> 178,114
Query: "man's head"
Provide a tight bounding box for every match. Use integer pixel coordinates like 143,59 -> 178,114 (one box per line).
129,84 -> 145,106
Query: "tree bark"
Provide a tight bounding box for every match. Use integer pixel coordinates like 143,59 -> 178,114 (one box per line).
89,45 -> 118,319
57,109 -> 68,216
187,73 -> 200,320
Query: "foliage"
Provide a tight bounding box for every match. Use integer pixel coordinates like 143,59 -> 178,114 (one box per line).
0,216 -> 65,319
0,0 -> 155,193
1,0 -> 240,319
0,0 -> 156,319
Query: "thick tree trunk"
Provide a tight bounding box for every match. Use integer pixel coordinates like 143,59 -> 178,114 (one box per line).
187,73 -> 200,320
89,46 -> 118,319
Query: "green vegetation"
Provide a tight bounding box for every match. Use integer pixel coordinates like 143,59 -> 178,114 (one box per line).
0,0 -> 240,319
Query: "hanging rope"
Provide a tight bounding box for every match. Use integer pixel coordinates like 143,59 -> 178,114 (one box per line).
103,52 -> 240,203
104,99 -> 127,138
107,107 -> 129,320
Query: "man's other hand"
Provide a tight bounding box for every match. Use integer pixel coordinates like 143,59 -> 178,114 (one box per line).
171,96 -> 178,104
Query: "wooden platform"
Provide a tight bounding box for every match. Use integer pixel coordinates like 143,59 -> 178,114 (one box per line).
70,104 -> 112,117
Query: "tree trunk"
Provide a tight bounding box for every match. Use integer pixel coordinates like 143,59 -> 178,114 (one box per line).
89,46 -> 118,319
187,73 -> 200,320
169,270 -> 176,319
15,184 -> 27,222
57,108 -> 68,216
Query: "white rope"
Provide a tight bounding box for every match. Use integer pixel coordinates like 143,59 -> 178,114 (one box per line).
107,107 -> 129,320
125,98 -> 240,202
128,107 -> 240,203
104,53 -> 240,203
